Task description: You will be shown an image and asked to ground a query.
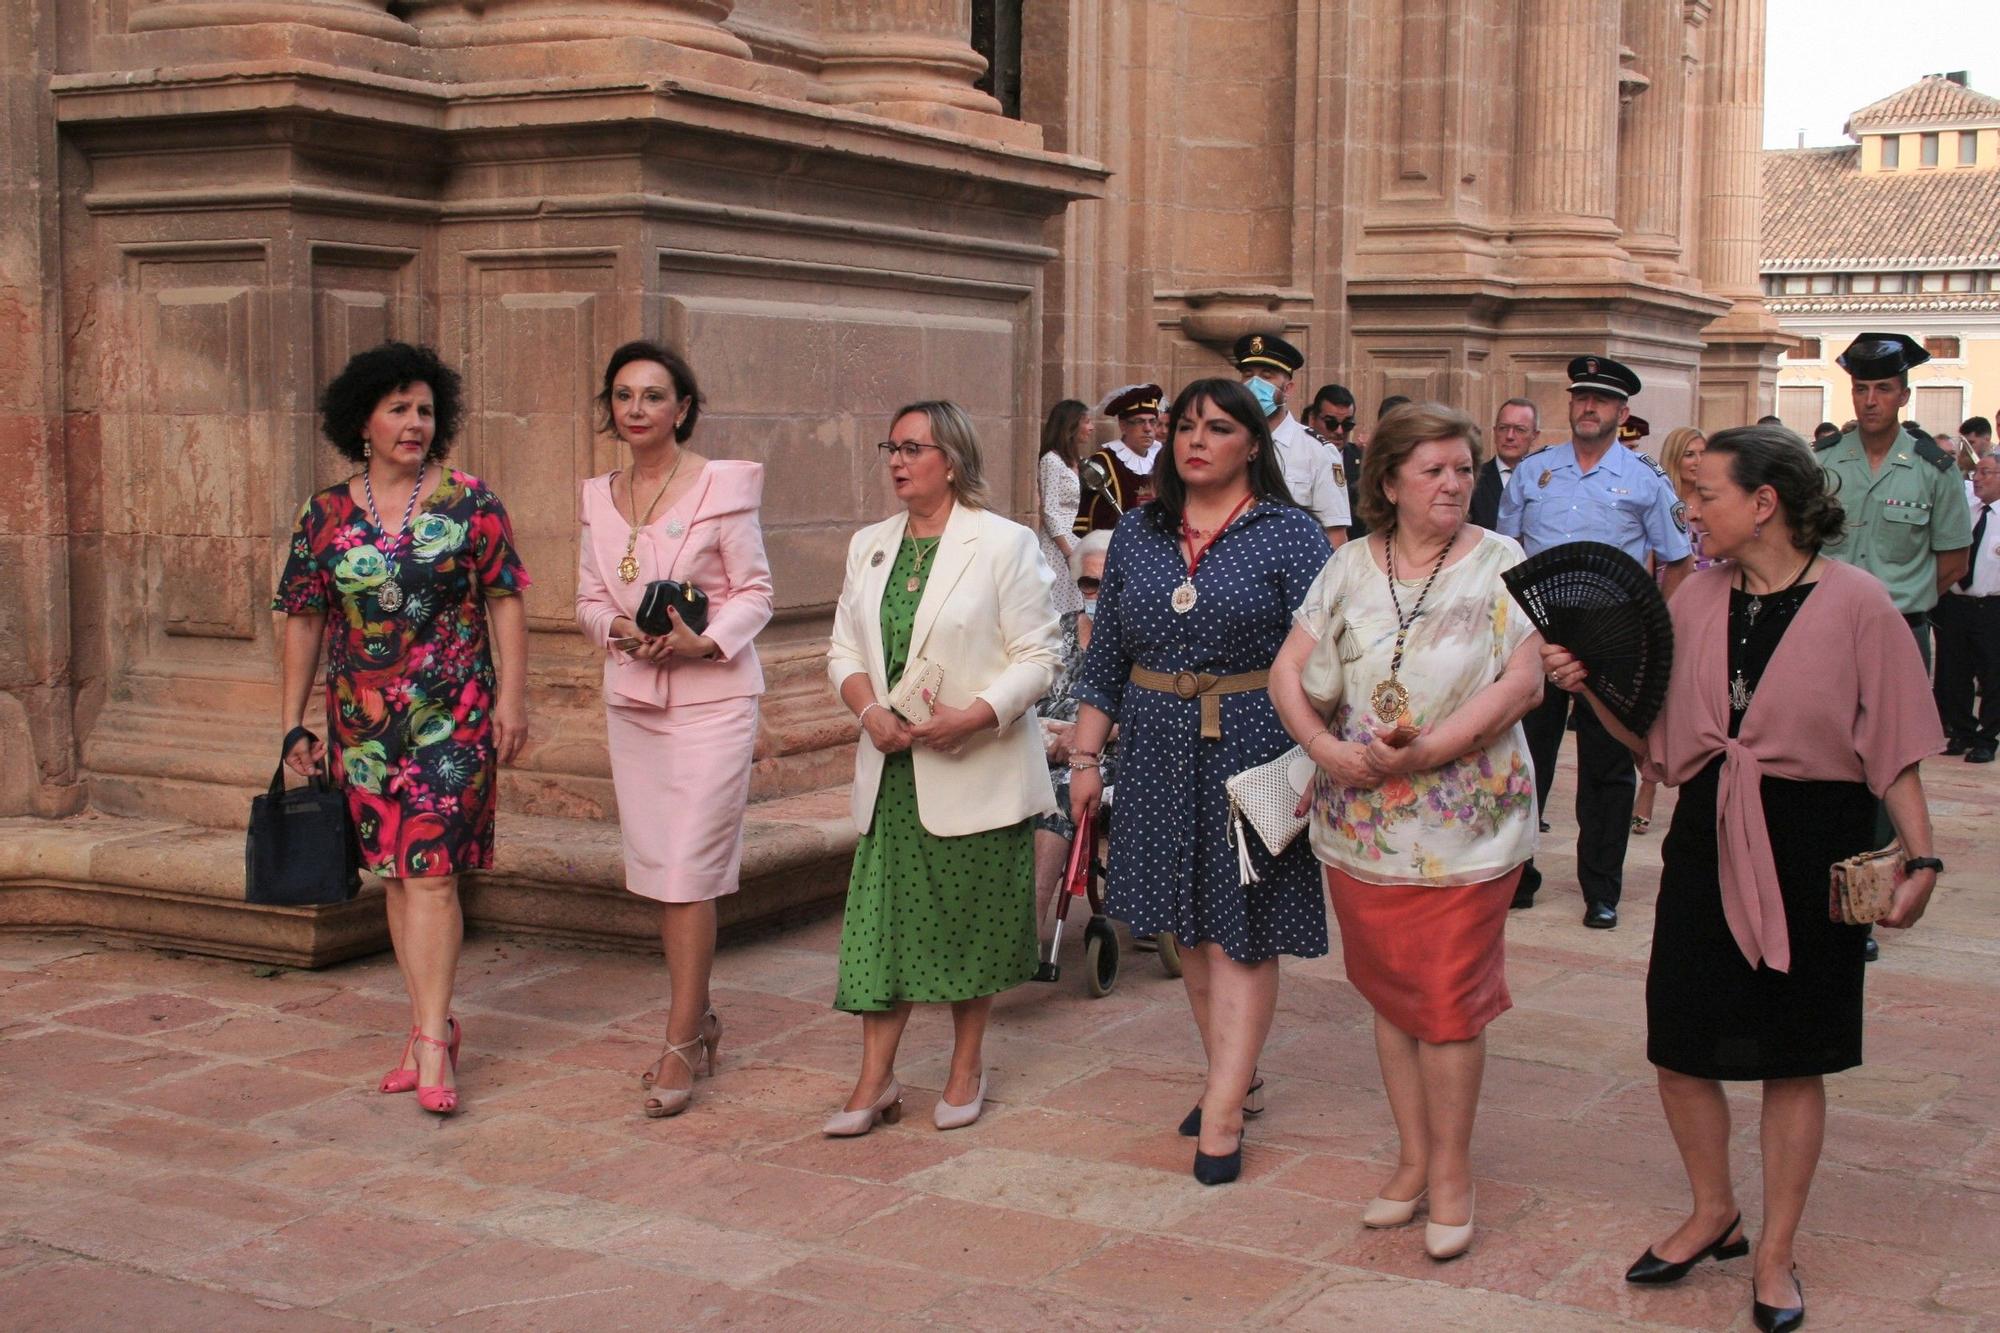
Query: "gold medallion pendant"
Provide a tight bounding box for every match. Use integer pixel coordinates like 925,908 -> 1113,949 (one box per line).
1171,579 -> 1198,614
618,552 -> 640,584
1370,677 -> 1409,724
906,576 -> 922,593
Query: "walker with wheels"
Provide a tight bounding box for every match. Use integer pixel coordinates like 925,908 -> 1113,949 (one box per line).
1033,788 -> 1182,997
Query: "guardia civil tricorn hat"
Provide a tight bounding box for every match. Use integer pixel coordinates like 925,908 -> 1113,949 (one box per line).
1836,332 -> 1930,379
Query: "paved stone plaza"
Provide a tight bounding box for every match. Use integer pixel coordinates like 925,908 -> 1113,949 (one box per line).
3,760 -> 1996,1331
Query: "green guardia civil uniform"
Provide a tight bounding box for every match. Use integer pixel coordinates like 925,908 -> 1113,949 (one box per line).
1817,427 -> 1973,616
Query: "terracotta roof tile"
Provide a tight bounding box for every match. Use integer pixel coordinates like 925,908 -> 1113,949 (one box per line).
1761,145 -> 2000,269
1845,75 -> 2000,133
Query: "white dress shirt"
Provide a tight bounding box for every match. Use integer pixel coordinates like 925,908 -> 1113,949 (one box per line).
1270,412 -> 1352,529
1955,498 -> 2000,598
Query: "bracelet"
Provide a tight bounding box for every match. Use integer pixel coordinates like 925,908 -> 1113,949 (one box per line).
1067,755 -> 1101,770
857,702 -> 883,729
1303,728 -> 1331,755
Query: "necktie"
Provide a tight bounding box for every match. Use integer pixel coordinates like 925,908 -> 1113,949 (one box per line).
1960,503 -> 1988,591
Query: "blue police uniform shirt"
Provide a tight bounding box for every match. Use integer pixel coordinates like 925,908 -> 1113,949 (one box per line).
1496,440 -> 1693,564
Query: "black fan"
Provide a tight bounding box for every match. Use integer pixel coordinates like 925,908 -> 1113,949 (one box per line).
1502,541 -> 1675,736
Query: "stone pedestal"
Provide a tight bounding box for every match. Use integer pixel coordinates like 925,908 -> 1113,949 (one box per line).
15,0 -> 1100,962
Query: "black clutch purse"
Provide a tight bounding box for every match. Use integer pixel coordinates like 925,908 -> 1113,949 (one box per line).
246,727 -> 362,907
636,579 -> 709,637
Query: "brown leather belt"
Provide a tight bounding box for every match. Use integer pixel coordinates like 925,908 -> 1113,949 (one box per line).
1128,666 -> 1270,740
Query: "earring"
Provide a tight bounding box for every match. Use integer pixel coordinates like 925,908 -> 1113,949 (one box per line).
1754,522 -> 1763,539
362,439 -> 372,460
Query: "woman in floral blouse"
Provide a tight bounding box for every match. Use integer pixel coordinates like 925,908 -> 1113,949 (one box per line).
275,341 -> 531,1117
1269,402 -> 1543,1261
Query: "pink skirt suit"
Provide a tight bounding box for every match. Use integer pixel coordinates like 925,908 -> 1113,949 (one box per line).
576,460 -> 774,903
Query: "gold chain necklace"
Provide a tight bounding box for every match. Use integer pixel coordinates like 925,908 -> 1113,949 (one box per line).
905,535 -> 943,593
1369,526 -> 1454,723
617,451 -> 683,584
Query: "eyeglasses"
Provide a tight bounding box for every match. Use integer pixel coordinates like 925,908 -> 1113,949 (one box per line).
876,441 -> 942,462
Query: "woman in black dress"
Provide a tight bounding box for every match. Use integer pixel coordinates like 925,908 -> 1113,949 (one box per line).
1542,425 -> 1943,1332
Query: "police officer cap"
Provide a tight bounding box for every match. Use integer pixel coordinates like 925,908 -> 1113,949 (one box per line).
1836,332 -> 1931,379
1233,333 -> 1305,376
1618,416 -> 1651,443
1567,355 -> 1641,399
1098,383 -> 1164,420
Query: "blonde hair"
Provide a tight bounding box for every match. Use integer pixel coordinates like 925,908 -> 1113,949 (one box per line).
889,400 -> 991,510
1356,401 -> 1483,531
1658,427 -> 1705,502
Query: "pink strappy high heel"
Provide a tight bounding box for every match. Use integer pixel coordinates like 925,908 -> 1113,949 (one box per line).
414,1023 -> 461,1116
380,1016 -> 459,1095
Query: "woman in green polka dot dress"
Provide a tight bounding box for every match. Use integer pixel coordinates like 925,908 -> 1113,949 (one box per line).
825,401 -> 1065,1136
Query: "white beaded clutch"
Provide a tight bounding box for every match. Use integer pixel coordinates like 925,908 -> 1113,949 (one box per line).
1225,746 -> 1317,885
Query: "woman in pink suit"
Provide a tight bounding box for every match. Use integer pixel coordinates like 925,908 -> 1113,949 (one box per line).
576,340 -> 774,1118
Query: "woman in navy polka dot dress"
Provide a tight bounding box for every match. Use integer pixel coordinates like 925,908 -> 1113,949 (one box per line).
1068,378 -> 1333,1184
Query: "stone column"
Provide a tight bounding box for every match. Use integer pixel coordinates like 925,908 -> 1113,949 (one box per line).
1694,0 -> 1785,428
1510,0 -> 1630,272
1694,0 -> 1766,310
130,0 -> 415,41
814,0 -> 1003,117
1616,0 -> 1691,278
400,0 -> 750,58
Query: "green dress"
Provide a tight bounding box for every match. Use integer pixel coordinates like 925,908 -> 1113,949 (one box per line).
834,536 -> 1038,1013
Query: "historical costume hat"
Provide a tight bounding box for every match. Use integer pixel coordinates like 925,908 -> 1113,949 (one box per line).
1098,383 -> 1164,420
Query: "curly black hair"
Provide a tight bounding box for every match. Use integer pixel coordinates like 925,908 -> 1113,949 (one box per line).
596,340 -> 702,443
319,341 -> 464,464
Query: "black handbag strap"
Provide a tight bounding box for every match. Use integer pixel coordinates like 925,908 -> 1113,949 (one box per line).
273,726 -> 331,795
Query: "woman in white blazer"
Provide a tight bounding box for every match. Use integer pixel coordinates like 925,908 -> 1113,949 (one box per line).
823,400 -> 1062,1136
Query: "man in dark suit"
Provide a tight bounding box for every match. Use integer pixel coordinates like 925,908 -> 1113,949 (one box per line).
1307,383 -> 1367,540
1470,397 -> 1539,529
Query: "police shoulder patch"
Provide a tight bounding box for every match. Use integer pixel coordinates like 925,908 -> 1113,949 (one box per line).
1671,499 -> 1688,534
1912,434 -> 1955,471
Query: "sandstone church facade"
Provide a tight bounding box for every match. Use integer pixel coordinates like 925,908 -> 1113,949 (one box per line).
0,1 -> 1784,962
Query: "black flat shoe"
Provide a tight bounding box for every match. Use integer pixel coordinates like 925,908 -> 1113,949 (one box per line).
1178,1076 -> 1264,1137
1862,935 -> 1880,962
1752,1270 -> 1804,1332
1583,902 -> 1618,929
1625,1213 -> 1747,1284
1192,1134 -> 1242,1186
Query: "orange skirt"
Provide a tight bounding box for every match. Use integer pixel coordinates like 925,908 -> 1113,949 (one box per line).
1324,865 -> 1521,1044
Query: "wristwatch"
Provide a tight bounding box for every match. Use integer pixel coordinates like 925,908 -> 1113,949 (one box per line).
1902,856 -> 1944,876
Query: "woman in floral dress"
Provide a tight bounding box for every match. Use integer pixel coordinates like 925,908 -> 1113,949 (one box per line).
275,341 -> 531,1116
1269,402 -> 1544,1260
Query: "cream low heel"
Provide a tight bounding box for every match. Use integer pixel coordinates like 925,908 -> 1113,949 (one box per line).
823,1079 -> 903,1137
1361,1189 -> 1427,1229
932,1073 -> 987,1130
1425,1193 -> 1475,1261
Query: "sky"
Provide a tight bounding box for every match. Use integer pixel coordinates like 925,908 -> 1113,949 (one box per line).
1763,0 -> 2000,149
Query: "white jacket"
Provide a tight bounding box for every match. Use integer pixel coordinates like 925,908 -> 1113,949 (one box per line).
828,502 -> 1062,837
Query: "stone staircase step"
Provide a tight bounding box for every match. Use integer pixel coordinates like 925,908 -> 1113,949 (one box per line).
0,788 -> 858,968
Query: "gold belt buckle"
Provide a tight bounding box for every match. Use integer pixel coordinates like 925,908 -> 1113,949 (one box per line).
1172,670 -> 1201,700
